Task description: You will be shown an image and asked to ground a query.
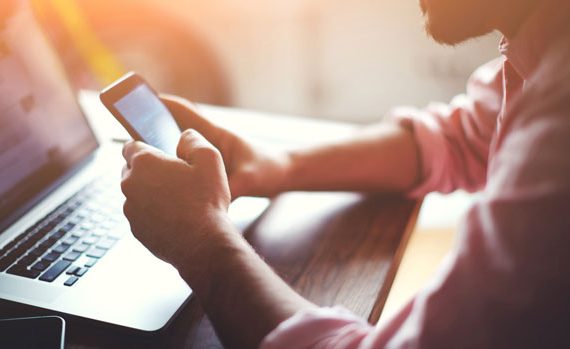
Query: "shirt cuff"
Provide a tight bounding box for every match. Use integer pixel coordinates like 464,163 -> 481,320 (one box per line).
260,306 -> 372,349
387,107 -> 451,198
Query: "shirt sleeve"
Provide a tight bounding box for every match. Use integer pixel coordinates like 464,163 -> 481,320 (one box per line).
388,58 -> 503,197
261,55 -> 570,349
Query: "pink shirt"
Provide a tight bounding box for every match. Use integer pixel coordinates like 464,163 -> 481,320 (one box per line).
261,1 -> 570,348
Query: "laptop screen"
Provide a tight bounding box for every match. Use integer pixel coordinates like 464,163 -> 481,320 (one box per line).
0,1 -> 98,230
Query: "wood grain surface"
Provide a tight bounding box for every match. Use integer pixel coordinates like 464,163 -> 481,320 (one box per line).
0,192 -> 418,348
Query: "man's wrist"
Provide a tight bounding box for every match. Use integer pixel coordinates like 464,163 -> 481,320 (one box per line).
175,213 -> 245,299
278,149 -> 308,194
273,150 -> 295,195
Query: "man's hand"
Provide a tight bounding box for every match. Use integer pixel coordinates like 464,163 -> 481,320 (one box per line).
161,95 -> 291,199
121,131 -> 315,349
121,130 -> 232,270
118,94 -> 421,348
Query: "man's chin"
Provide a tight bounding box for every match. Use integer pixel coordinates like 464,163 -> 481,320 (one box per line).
425,20 -> 465,45
423,13 -> 492,45
420,0 -> 493,45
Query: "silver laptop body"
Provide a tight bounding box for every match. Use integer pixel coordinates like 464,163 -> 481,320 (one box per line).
0,1 -> 192,332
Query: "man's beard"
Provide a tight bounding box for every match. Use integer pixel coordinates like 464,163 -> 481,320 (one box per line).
420,0 -> 494,45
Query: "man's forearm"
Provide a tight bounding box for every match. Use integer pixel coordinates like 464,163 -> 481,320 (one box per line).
171,122 -> 420,348
281,122 -> 420,194
178,216 -> 315,349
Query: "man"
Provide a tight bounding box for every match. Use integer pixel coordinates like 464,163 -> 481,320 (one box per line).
120,0 -> 570,347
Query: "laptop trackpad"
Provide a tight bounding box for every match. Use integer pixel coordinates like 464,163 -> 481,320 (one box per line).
0,276 -> 64,304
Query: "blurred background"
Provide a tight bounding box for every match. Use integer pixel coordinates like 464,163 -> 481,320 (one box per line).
34,0 -> 500,124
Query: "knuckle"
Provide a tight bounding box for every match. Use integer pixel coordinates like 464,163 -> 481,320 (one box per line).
176,140 -> 184,157
181,128 -> 199,140
122,202 -> 132,218
177,135 -> 191,157
194,145 -> 221,163
131,151 -> 154,168
120,174 -> 142,199
178,130 -> 200,159
120,177 -> 131,196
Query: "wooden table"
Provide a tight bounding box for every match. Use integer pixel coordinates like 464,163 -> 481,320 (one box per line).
0,100 -> 420,348
0,192 -> 418,348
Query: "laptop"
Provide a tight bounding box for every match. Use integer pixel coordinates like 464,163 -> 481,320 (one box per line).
0,1 -> 267,332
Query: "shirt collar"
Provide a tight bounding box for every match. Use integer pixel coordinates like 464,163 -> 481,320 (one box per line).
499,0 -> 570,80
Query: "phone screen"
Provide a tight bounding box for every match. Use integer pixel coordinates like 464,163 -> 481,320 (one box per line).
0,316 -> 65,349
113,84 -> 181,155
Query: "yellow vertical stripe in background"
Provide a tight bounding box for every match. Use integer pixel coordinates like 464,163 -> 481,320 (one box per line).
33,0 -> 125,85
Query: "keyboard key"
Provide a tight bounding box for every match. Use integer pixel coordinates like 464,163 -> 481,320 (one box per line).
39,260 -> 72,282
62,208 -> 74,218
96,238 -> 118,250
62,236 -> 79,246
71,229 -> 87,238
75,267 -> 88,277
84,258 -> 97,268
42,217 -> 58,231
72,198 -> 82,206
39,238 -> 58,250
52,243 -> 71,254
31,261 -> 50,272
43,252 -> 60,262
0,251 -> 20,272
36,224 -> 53,237
24,235 -> 43,248
61,222 -> 76,233
111,228 -> 127,238
90,213 -> 106,223
14,238 -> 36,254
73,244 -> 89,253
1,232 -> 28,253
86,247 -> 106,259
0,178 -> 118,277
82,236 -> 99,245
68,215 -> 83,225
7,265 -> 41,279
29,245 -> 49,257
54,212 -> 68,224
51,215 -> 65,226
80,221 -> 95,231
101,221 -> 116,230
64,276 -> 78,286
63,251 -> 81,261
50,229 -> 66,240
91,228 -> 106,237
16,254 -> 37,267
66,266 -> 80,275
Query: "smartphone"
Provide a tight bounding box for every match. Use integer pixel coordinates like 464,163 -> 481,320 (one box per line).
100,72 -> 182,155
0,316 -> 65,349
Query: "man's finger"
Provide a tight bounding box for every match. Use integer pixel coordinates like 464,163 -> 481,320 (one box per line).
160,95 -> 223,148
122,141 -> 156,167
122,141 -> 139,167
177,129 -> 222,166
121,164 -> 130,179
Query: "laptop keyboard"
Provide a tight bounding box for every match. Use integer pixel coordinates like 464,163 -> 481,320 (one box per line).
0,175 -> 125,287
